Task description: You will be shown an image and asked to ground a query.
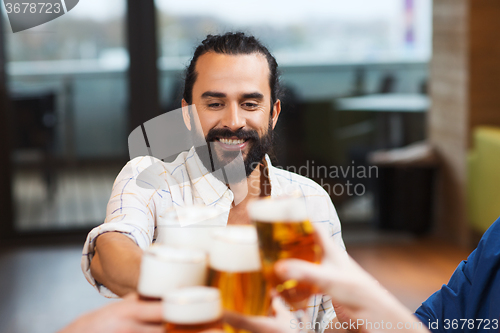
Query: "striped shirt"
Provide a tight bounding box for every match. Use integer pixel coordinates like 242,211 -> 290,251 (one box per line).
81,147 -> 345,331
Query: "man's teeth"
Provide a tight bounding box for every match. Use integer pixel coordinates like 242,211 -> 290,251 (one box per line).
219,138 -> 245,145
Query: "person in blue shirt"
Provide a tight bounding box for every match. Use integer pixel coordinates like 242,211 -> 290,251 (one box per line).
414,217 -> 500,332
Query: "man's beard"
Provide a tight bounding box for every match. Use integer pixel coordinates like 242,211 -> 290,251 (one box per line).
194,122 -> 273,183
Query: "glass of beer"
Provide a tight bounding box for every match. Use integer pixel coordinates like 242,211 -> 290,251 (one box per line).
163,286 -> 223,332
248,196 -> 323,311
208,225 -> 271,333
137,245 -> 207,301
157,205 -> 227,252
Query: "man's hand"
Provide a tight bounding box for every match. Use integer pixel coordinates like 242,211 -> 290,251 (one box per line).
58,293 -> 162,333
90,232 -> 143,296
327,304 -> 361,333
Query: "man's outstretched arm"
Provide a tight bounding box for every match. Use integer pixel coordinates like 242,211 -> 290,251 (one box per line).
90,232 -> 143,297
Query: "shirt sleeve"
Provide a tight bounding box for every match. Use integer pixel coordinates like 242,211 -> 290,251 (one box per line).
81,157 -> 161,297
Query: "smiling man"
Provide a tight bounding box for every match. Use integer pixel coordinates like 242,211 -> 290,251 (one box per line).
82,32 -> 344,331
185,50 -> 275,178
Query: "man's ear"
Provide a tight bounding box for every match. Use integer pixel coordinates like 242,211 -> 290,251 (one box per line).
271,99 -> 281,130
181,99 -> 191,131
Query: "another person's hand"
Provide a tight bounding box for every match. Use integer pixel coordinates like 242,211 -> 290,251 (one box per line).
274,231 -> 429,333
58,293 -> 163,333
224,296 -> 301,333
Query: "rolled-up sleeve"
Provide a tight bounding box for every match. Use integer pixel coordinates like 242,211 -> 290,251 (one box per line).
81,157 -> 161,297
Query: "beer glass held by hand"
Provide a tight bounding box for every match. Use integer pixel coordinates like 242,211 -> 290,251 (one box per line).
208,225 -> 271,333
163,287 -> 224,333
248,196 -> 323,311
137,245 -> 207,301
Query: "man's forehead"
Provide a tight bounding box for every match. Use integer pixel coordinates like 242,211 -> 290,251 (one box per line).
195,51 -> 269,71
193,52 -> 270,92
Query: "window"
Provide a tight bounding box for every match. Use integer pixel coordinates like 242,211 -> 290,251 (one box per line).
4,0 -> 128,231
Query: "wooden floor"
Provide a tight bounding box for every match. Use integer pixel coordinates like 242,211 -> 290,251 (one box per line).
0,244 -> 114,333
346,232 -> 472,312
13,166 -> 120,231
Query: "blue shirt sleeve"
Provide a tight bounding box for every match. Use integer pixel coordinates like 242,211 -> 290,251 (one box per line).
415,217 -> 500,332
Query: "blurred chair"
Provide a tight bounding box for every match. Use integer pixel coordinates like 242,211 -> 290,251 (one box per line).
368,142 -> 438,235
467,127 -> 500,233
11,90 -> 58,199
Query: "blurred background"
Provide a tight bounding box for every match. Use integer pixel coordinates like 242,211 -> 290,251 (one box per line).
1,0 -> 500,332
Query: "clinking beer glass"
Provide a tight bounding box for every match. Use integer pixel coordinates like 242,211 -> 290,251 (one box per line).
137,245 -> 207,301
208,225 -> 271,333
248,196 -> 323,311
163,286 -> 223,333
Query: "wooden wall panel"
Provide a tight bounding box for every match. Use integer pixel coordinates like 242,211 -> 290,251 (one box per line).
469,0 -> 500,132
430,0 -> 500,245
429,0 -> 469,245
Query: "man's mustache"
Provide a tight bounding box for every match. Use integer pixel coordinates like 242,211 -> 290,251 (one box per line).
205,128 -> 259,142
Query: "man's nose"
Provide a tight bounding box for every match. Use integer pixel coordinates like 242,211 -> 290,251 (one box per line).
221,102 -> 245,131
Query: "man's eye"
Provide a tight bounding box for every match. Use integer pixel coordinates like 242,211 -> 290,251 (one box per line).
243,103 -> 258,109
208,103 -> 223,108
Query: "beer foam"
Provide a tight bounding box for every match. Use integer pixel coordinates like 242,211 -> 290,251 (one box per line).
147,244 -> 206,262
156,205 -> 229,251
247,196 -> 309,222
163,287 -> 222,324
158,205 -> 226,227
209,225 -> 261,272
157,227 -> 219,252
138,245 -> 207,298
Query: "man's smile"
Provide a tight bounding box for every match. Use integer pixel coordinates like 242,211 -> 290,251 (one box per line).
215,136 -> 249,151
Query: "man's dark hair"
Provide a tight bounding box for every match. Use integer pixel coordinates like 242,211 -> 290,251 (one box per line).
183,32 -> 281,111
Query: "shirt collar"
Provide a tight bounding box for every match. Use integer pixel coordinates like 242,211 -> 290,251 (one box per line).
185,147 -> 231,207
264,154 -> 283,197
185,147 -> 283,206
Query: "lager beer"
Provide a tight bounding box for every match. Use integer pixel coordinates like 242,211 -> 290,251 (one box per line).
208,226 -> 271,332
248,197 -> 323,310
163,286 -> 223,333
137,245 -> 207,300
